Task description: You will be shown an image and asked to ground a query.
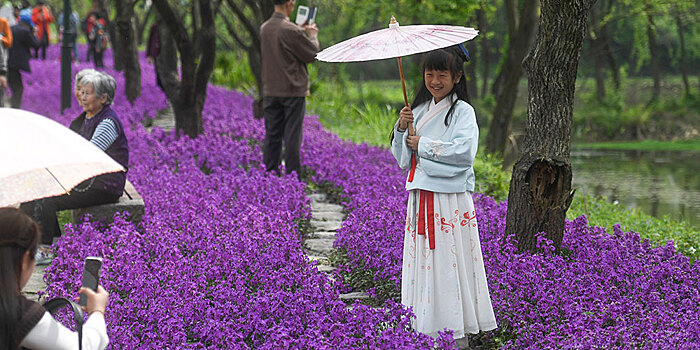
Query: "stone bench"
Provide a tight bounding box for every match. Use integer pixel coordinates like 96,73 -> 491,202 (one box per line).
71,180 -> 145,225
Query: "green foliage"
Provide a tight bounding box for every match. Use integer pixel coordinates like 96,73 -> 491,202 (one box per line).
580,139 -> 700,151
567,194 -> 699,262
211,51 -> 256,94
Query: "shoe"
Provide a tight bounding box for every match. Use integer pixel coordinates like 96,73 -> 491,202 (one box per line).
34,245 -> 56,266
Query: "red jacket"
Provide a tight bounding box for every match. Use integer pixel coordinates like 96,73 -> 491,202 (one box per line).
31,6 -> 54,42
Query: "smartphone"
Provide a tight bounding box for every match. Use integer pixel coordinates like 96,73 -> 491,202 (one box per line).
295,5 -> 317,26
79,257 -> 103,307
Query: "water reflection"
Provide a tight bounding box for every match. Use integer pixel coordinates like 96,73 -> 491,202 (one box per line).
571,148 -> 700,228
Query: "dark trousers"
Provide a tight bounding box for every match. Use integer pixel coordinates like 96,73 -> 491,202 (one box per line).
262,96 -> 305,177
94,50 -> 104,68
8,68 -> 23,108
0,85 -> 4,107
34,45 -> 47,60
20,187 -> 120,245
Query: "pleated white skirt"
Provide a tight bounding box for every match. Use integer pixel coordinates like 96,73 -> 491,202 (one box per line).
401,190 -> 497,338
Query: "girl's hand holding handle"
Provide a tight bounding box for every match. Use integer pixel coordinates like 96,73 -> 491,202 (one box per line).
398,105 -> 413,131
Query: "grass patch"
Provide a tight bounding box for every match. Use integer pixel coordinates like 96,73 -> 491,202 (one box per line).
575,139 -> 700,152
567,194 -> 699,262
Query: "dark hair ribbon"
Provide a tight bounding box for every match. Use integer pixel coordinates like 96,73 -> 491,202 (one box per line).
458,43 -> 471,62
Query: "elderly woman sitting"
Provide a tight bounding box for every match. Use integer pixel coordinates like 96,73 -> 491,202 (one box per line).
20,72 -> 129,264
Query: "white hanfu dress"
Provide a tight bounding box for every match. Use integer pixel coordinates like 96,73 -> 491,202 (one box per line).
391,95 -> 497,339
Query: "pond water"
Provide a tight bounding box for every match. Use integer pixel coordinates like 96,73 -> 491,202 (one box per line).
570,148 -> 700,228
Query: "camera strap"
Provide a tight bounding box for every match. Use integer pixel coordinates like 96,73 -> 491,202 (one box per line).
43,297 -> 85,350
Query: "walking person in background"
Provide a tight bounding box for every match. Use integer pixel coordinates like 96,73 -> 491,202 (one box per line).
260,0 -> 319,178
88,12 -> 106,68
0,15 -> 12,107
7,9 -> 38,108
146,18 -> 164,93
0,208 -> 110,350
30,0 -> 52,60
391,46 -> 497,349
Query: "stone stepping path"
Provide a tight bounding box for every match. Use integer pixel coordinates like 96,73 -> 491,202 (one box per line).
305,193 -> 370,303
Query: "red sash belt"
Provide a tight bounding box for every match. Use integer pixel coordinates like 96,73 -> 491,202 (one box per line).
408,153 -> 417,182
417,190 -> 435,249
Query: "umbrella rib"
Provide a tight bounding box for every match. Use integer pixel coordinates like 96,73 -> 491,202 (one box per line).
45,168 -> 69,194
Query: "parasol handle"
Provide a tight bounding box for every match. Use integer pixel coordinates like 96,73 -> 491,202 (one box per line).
397,57 -> 415,136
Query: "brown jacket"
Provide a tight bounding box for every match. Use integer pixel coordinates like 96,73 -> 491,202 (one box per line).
260,12 -> 319,97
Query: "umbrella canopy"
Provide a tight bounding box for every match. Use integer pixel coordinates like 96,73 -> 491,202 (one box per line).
0,108 -> 125,206
317,17 -> 478,136
316,20 -> 478,62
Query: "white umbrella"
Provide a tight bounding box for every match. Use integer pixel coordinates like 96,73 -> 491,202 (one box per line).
316,17 -> 478,135
0,108 -> 125,206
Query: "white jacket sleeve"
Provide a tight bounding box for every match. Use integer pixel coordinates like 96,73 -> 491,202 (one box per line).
20,312 -> 109,350
390,120 -> 413,170
415,105 -> 479,177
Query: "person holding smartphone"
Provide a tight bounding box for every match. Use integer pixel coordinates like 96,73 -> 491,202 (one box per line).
260,0 -> 319,178
0,208 -> 109,350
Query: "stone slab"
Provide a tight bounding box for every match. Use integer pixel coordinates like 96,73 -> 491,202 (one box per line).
311,220 -> 342,232
307,255 -> 331,265
310,201 -> 344,213
339,291 -> 370,301
316,265 -> 336,273
21,265 -> 47,302
308,232 -> 336,240
304,237 -> 336,256
307,193 -> 327,202
312,211 -> 345,221
72,198 -> 145,225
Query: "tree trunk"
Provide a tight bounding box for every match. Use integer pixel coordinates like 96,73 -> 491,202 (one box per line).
114,0 -> 141,104
589,7 -> 605,101
466,41 -> 478,100
153,0 -> 216,138
485,0 -> 539,155
673,7 -> 689,97
646,13 -> 660,101
601,25 -> 620,91
478,8 -> 489,98
506,0 -> 596,253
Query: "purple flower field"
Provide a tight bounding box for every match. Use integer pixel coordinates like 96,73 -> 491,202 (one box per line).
15,46 -> 700,349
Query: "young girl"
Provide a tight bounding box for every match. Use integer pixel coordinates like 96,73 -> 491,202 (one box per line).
391,46 -> 497,345
0,208 -> 110,350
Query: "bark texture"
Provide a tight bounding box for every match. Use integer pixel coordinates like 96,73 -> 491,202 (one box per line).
485,0 -> 539,156
152,0 -> 217,138
506,0 -> 597,253
115,0 -> 141,104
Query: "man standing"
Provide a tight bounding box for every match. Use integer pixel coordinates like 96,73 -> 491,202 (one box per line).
8,9 -> 38,108
260,0 -> 319,177
31,0 -> 53,60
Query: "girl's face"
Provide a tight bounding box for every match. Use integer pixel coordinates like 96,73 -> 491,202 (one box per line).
81,83 -> 107,116
20,250 -> 34,290
424,68 -> 461,104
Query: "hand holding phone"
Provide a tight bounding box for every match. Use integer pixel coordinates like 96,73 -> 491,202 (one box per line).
79,257 -> 102,307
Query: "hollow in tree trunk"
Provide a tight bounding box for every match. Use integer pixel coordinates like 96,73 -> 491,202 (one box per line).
506,0 -> 597,253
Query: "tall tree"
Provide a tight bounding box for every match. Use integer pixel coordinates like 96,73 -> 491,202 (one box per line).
672,3 -> 690,97
506,0 -> 597,253
220,0 -> 274,108
114,0 -> 141,104
152,0 -> 217,137
485,0 -> 539,156
645,9 -> 661,100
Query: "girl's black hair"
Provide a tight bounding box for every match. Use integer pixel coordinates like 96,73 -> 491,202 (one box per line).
412,45 -> 470,126
389,46 -> 469,143
0,208 -> 40,350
